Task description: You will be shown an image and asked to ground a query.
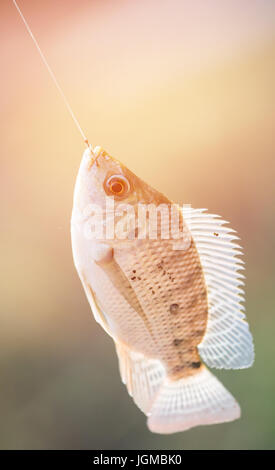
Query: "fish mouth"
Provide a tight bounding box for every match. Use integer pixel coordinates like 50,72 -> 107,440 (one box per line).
89,145 -> 112,169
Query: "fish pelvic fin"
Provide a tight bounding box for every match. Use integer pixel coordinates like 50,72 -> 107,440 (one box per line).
147,365 -> 240,434
115,341 -> 166,414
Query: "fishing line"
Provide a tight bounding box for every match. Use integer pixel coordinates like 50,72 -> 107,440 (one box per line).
12,0 -> 90,148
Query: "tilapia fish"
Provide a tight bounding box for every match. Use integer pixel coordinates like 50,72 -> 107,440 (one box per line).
71,146 -> 254,434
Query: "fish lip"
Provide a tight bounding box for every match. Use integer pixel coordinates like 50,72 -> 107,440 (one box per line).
93,146 -> 103,158
87,146 -> 99,169
88,145 -> 112,169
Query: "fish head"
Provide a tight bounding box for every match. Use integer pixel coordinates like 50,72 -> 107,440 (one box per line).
74,146 -> 170,212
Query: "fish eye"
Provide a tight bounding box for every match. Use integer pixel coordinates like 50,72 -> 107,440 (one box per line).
104,174 -> 130,197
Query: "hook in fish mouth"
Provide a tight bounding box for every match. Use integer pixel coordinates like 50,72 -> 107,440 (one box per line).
88,146 -> 110,169
88,145 -> 100,169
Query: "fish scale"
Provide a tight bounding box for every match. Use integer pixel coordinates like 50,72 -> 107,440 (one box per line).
114,236 -> 208,378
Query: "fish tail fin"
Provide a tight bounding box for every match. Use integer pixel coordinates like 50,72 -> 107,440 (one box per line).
147,366 -> 240,434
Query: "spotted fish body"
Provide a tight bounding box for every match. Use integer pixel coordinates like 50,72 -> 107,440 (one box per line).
71,146 -> 254,434
111,236 -> 208,377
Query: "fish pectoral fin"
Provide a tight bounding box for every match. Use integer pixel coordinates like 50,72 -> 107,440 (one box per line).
115,341 -> 166,415
98,257 -> 154,338
182,206 -> 254,370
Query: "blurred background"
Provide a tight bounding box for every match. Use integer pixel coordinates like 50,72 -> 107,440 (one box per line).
0,0 -> 274,450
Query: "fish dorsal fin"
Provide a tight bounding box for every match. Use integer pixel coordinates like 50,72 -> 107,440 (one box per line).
182,206 -> 254,369
115,341 -> 166,414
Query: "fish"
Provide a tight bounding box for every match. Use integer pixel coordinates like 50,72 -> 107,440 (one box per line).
71,145 -> 254,434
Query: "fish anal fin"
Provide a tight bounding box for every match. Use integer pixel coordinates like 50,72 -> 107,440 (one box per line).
115,341 -> 166,414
